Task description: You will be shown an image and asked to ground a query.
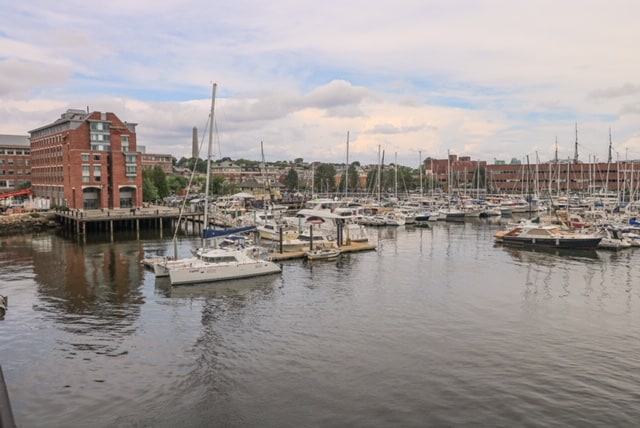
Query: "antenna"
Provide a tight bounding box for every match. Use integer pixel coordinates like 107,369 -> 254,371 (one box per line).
574,122 -> 579,164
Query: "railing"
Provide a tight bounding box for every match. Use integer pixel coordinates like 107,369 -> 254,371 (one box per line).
0,365 -> 15,428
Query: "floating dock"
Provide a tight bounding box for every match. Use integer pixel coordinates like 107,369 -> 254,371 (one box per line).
268,241 -> 376,261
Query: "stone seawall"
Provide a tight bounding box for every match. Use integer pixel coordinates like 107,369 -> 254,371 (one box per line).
0,212 -> 59,236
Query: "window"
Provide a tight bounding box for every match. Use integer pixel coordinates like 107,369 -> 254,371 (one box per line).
82,164 -> 90,182
90,122 -> 110,132
122,135 -> 129,152
82,154 -> 90,161
126,165 -> 137,176
93,154 -> 101,161
91,143 -> 111,151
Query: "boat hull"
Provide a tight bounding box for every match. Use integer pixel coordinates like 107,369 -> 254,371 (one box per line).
500,236 -> 602,250
169,261 -> 281,285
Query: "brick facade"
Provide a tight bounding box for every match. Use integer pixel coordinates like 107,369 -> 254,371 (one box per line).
29,110 -> 143,209
0,135 -> 31,193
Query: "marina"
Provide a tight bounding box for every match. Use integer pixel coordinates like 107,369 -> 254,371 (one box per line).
1,218 -> 640,427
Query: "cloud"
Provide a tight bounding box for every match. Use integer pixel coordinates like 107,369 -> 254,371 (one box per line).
1,0 -> 640,166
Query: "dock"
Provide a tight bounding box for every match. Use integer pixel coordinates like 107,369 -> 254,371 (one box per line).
268,241 -> 376,261
55,206 -> 207,242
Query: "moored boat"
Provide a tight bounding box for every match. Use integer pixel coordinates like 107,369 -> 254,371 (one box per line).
494,223 -> 602,250
304,248 -> 342,261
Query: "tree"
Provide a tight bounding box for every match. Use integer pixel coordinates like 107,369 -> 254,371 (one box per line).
337,163 -> 359,193
209,175 -> 226,195
167,174 -> 188,194
150,166 -> 170,199
142,171 -> 158,202
284,168 -> 299,190
314,163 -> 337,193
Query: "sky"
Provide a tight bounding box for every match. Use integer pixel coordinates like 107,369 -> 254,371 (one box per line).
1,0 -> 640,168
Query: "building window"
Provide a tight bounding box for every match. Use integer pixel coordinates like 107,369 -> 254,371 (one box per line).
126,165 -> 137,176
122,135 -> 129,152
91,143 -> 111,151
82,154 -> 90,161
82,164 -> 90,183
93,154 -> 101,161
90,122 -> 110,132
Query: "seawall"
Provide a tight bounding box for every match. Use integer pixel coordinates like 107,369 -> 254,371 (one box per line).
0,212 -> 59,236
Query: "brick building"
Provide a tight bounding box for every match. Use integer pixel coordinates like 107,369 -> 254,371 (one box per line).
140,148 -> 173,174
29,109 -> 143,209
0,135 -> 31,193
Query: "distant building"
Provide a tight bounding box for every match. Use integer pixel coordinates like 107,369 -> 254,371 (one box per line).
0,135 -> 31,193
29,109 -> 143,209
140,149 -> 173,174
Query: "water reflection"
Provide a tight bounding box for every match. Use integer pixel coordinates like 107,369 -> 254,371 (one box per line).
498,244 -> 600,264
27,233 -> 147,358
155,274 -> 281,299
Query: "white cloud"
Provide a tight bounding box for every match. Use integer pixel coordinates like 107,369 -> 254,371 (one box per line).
1,0 -> 640,166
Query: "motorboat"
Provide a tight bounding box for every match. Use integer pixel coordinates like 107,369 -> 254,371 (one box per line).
596,226 -> 633,250
304,248 -> 342,261
494,222 -> 602,250
276,228 -> 335,252
256,220 -> 299,241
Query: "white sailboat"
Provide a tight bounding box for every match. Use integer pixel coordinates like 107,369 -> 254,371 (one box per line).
156,84 -> 281,285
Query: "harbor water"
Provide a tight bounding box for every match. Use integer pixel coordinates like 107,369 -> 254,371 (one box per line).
1,219 -> 640,427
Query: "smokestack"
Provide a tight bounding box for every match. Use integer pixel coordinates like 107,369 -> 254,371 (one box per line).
192,126 -> 198,159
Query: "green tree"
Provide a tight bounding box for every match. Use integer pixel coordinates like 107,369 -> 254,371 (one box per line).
142,171 -> 159,202
284,168 -> 299,190
167,174 -> 188,194
337,163 -> 359,193
209,175 -> 226,195
314,163 -> 337,193
151,166 -> 170,199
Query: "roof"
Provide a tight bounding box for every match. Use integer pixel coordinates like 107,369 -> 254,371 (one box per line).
0,135 -> 29,146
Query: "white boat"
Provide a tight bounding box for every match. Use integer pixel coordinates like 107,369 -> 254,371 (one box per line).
277,228 -> 335,252
168,246 -> 281,285
161,84 -> 282,286
596,226 -> 633,250
256,220 -> 299,241
384,211 -> 406,226
304,248 -> 342,261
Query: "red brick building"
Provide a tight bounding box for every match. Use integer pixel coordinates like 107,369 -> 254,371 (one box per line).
0,135 -> 31,193
140,151 -> 173,174
29,109 -> 143,209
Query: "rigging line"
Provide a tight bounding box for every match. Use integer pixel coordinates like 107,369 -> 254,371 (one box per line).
172,114 -> 211,242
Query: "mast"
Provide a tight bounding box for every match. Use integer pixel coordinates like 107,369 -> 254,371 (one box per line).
574,122 -> 579,164
344,131 -> 349,199
394,152 -> 398,200
419,150 -> 423,197
203,82 -> 217,238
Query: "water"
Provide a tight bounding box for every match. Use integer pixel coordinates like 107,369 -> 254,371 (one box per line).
1,221 -> 640,427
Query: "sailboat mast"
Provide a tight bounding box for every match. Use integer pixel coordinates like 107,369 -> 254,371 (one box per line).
204,82 -> 217,234
394,152 -> 398,200
345,131 -> 349,199
419,150 -> 423,197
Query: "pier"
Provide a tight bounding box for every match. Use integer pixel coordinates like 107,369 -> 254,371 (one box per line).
268,241 -> 376,261
55,206 -> 206,242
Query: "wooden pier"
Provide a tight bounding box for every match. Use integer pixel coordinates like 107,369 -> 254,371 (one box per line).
55,206 -> 206,242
